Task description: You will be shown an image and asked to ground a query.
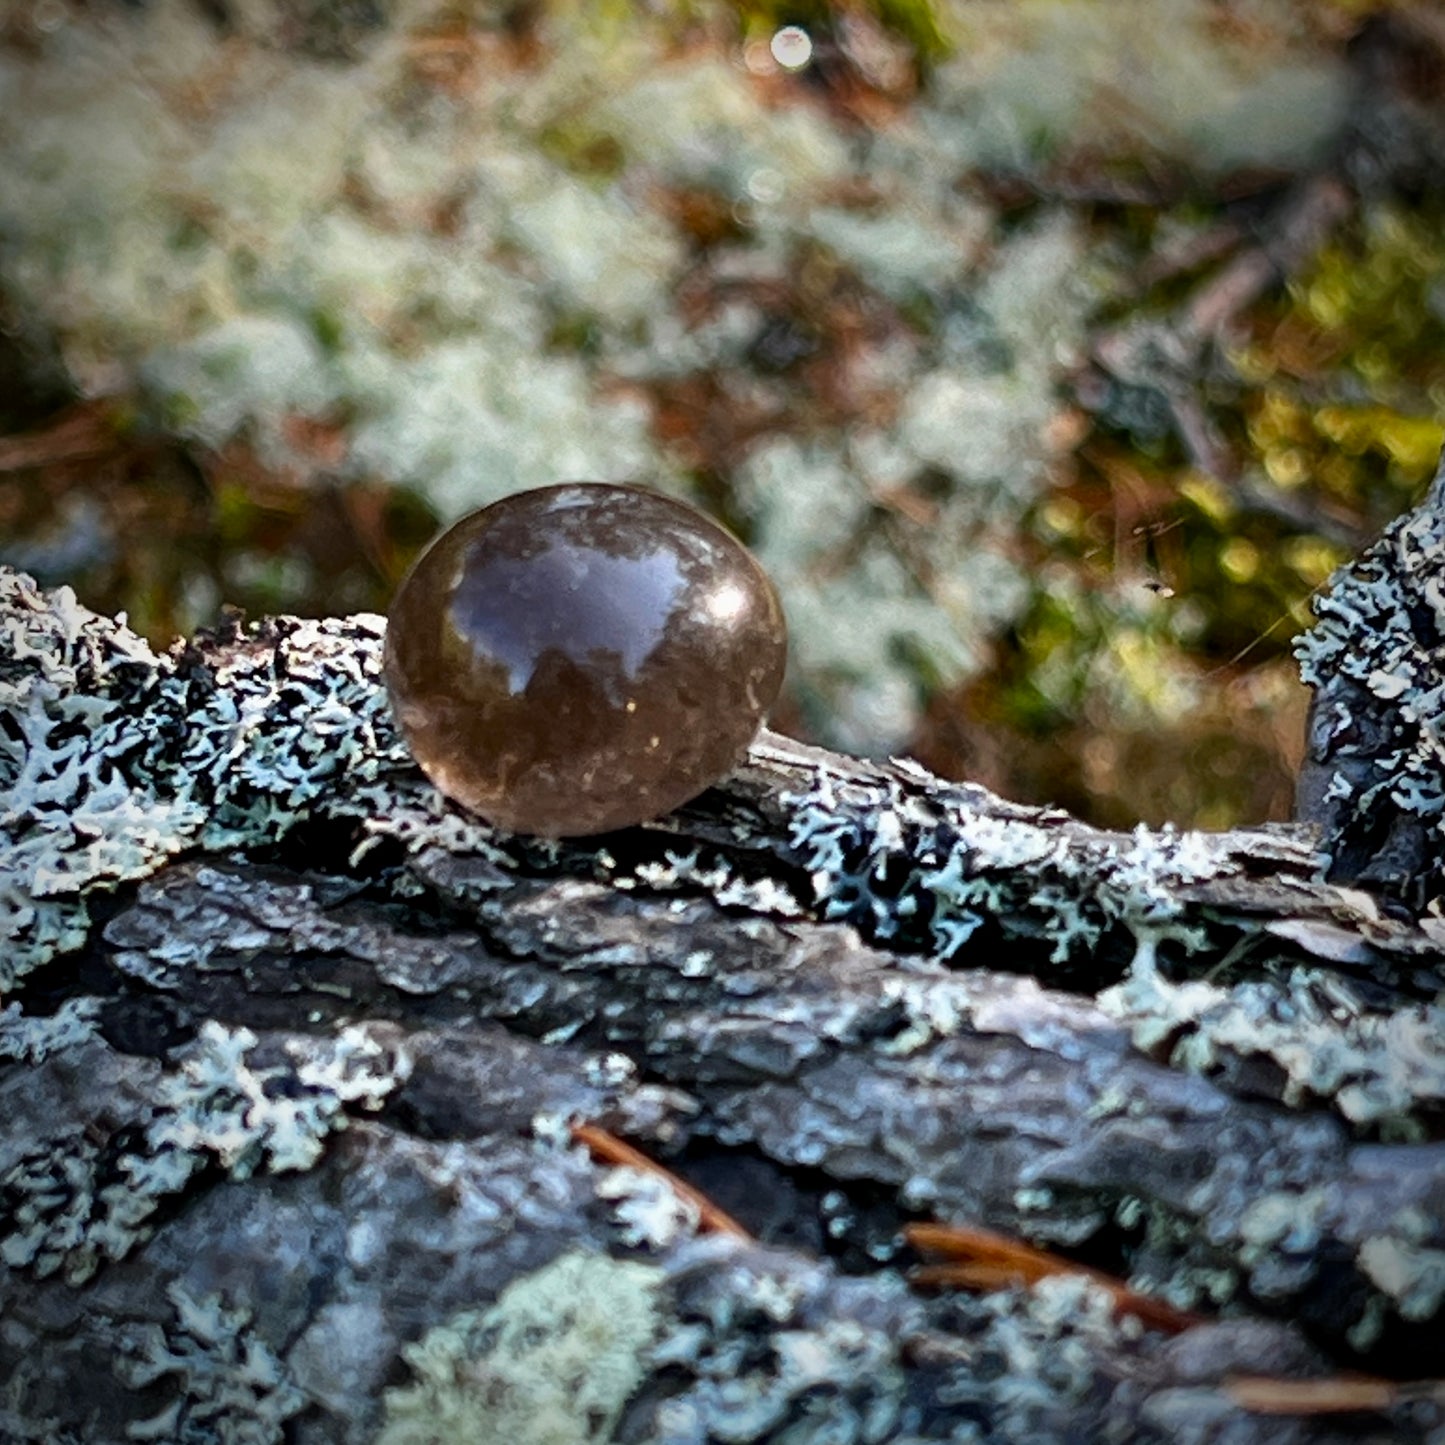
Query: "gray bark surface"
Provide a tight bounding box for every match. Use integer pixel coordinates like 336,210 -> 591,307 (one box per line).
4,473 -> 1445,1443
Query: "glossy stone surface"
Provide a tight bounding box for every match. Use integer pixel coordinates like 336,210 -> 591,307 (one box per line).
384,483 -> 788,836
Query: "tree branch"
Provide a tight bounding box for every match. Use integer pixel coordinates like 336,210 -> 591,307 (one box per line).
4,462 -> 1445,1441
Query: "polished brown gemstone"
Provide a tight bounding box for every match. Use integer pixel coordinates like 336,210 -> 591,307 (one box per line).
383,483 -> 788,836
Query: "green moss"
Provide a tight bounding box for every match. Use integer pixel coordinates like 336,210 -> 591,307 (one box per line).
308,305 -> 347,357
1242,201 -> 1445,523
536,121 -> 627,180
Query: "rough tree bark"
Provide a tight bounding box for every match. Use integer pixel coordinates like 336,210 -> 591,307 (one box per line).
4,467 -> 1445,1444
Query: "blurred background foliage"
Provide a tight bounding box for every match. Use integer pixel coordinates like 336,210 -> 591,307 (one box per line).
3,0 -> 1444,831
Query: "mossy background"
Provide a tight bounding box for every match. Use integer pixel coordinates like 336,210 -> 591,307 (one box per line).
2,0 -> 1441,831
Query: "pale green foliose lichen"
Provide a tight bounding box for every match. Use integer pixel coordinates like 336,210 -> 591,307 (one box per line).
1,571 -> 194,984
649,1253 -> 1153,1445
376,1251 -> 663,1445
1230,1192 -> 1445,1342
1,565 -> 482,986
1357,1235 -> 1445,1324
781,765 -> 1217,970
780,758 -> 1445,1136
150,1020 -> 406,1177
1,1020 -> 405,1284
0,996 -> 102,1063
2,564 -> 804,999
1295,461 -> 1445,892
656,1311 -> 906,1442
594,1165 -> 702,1249
627,845 -> 806,917
115,1282 -> 306,1445
1099,963 -> 1445,1133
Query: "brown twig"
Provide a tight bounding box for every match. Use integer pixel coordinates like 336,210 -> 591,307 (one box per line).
569,1122 -> 754,1240
1225,1372 -> 1445,1416
0,401 -> 124,472
1086,173 -> 1354,481
906,1220 -> 1204,1335
1183,176 -> 1352,342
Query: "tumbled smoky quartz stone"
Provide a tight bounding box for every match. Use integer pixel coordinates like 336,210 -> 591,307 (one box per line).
384,483 -> 788,837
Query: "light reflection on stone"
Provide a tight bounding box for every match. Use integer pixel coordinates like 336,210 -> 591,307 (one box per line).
385,482 -> 787,836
